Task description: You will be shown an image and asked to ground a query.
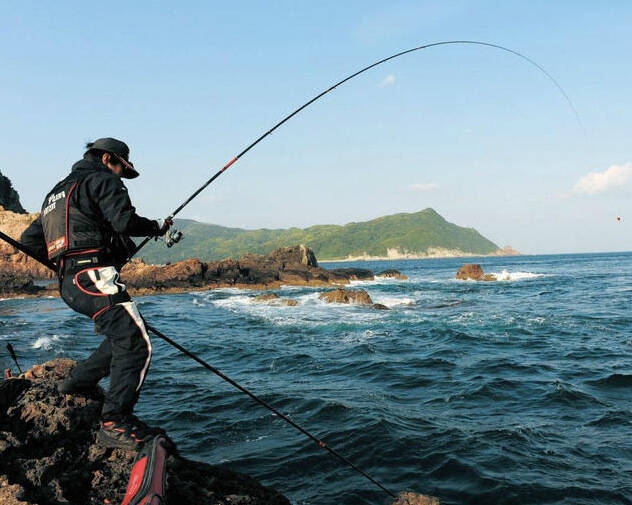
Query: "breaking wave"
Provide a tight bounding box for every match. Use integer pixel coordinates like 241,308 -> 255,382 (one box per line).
488,270 -> 549,281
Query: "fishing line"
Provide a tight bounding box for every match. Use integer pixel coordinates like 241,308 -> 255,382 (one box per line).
129,39 -> 582,261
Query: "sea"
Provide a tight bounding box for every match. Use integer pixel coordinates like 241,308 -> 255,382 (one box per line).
1,252 -> 631,505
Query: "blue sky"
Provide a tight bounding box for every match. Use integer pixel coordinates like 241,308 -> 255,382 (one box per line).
0,1 -> 630,254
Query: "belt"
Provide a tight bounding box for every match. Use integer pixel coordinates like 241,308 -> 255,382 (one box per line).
63,250 -> 111,270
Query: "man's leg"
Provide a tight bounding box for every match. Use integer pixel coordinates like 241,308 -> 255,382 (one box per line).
59,338 -> 111,393
94,301 -> 152,420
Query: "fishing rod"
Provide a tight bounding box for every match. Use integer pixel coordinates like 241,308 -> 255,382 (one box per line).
0,230 -> 56,270
0,232 -> 401,501
6,343 -> 22,374
129,39 -> 582,261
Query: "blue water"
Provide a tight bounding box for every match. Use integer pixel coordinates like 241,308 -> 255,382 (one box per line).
1,253 -> 631,505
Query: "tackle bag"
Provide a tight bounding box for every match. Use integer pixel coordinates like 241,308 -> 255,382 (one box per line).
120,435 -> 168,505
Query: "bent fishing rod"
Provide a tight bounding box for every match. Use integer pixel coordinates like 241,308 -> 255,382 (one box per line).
0,230 -> 400,501
130,39 -> 582,261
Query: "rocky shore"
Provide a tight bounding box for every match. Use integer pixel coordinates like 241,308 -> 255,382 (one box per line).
0,205 -> 404,299
0,359 -> 291,505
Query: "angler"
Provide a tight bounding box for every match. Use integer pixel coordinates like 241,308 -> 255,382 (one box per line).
20,138 -> 172,450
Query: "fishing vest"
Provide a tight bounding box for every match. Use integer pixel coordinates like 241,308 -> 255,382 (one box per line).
41,172 -> 107,260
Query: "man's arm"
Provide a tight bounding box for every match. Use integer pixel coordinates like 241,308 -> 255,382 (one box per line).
89,173 -> 165,238
19,216 -> 47,259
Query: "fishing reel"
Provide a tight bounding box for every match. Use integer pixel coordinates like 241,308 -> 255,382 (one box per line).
165,228 -> 183,248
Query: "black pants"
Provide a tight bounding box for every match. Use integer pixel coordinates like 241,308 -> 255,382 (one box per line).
59,259 -> 152,419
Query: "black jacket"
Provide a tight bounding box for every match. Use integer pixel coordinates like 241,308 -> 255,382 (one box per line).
21,159 -> 159,266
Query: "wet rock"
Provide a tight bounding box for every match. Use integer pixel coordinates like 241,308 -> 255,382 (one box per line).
253,293 -> 298,306
376,269 -> 408,280
373,303 -> 390,310
455,264 -> 497,281
328,268 -> 374,281
455,264 -> 484,280
391,490 -> 440,505
254,293 -> 280,302
319,288 -> 373,306
0,359 -> 291,505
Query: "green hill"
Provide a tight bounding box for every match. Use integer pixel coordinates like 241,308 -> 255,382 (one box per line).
138,208 -> 499,264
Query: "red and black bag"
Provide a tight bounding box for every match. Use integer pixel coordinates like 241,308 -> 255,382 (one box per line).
120,435 -> 168,505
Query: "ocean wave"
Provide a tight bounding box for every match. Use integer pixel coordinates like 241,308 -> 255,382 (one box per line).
586,373 -> 632,388
348,276 -> 405,287
371,295 -> 416,307
31,334 -> 63,350
488,270 -> 549,281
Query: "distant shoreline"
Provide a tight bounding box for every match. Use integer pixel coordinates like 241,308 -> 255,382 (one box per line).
320,247 -> 521,263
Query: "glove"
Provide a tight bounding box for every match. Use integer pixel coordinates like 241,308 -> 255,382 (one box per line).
155,218 -> 173,237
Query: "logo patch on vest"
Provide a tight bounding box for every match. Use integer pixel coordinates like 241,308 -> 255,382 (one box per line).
47,236 -> 66,253
42,190 -> 66,217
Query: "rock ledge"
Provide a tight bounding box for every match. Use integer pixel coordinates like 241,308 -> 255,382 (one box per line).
0,359 -> 290,505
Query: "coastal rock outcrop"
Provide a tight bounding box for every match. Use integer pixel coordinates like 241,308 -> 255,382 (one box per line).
319,288 -> 373,306
0,229 -> 391,299
118,245 -> 374,295
0,171 -> 26,214
455,264 -> 497,281
0,359 -> 291,505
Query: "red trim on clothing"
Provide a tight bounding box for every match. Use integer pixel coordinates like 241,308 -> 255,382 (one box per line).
65,182 -> 78,251
73,268 -> 108,297
92,305 -> 111,320
65,249 -> 100,256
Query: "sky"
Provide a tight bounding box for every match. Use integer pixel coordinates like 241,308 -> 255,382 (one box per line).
0,1 -> 630,255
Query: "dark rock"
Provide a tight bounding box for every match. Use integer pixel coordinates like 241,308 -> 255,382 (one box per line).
0,272 -> 46,297
0,172 -> 26,214
328,268 -> 374,281
376,269 -> 407,280
0,359 -> 291,505
319,288 -> 373,306
373,303 -> 390,310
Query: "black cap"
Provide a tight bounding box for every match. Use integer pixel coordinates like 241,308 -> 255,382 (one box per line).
86,137 -> 139,179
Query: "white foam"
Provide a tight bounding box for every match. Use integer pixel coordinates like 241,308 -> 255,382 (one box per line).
348,276 -> 404,287
31,334 -> 62,350
372,295 -> 416,307
488,270 -> 548,281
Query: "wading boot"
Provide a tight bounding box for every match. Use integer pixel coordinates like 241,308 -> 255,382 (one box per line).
97,418 -> 148,451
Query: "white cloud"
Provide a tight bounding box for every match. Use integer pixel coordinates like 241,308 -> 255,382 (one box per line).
378,75 -> 395,88
407,182 -> 438,192
572,163 -> 632,195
